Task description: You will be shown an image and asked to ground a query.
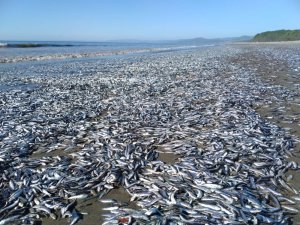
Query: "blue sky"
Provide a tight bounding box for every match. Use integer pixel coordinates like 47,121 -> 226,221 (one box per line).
0,0 -> 300,41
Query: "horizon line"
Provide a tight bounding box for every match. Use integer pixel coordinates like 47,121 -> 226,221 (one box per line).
0,35 -> 254,43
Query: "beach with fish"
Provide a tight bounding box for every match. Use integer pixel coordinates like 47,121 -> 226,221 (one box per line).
0,40 -> 299,224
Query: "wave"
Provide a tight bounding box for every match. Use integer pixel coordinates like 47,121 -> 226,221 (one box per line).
0,43 -> 75,48
0,45 -> 214,63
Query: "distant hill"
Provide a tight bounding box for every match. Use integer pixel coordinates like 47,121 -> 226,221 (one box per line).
252,29 -> 300,42
167,36 -> 252,45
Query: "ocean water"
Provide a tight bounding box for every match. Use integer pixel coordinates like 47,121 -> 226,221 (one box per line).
0,40 -> 209,59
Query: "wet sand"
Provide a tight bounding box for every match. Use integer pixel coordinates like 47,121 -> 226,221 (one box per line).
41,186 -> 139,225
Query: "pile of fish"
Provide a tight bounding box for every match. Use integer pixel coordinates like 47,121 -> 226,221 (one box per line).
0,45 -> 299,224
0,46 -> 196,64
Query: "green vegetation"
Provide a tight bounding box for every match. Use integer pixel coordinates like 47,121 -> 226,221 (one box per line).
252,29 -> 300,42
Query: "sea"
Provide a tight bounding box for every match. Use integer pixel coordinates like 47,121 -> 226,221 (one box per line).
0,40 -> 217,60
